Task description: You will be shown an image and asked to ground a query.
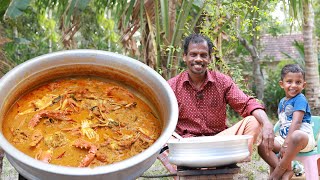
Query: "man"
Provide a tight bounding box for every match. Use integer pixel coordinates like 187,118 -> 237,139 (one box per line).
162,34 -> 274,170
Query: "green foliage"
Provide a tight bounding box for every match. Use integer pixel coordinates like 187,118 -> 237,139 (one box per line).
226,106 -> 241,126
0,0 -> 11,18
282,40 -> 305,66
78,3 -> 120,51
0,0 -> 122,73
263,61 -> 293,115
222,60 -> 255,125
3,0 -> 31,19
165,0 -> 205,78
267,18 -> 290,36
2,7 -> 62,66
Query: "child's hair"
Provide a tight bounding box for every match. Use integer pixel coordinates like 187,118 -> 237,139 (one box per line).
280,64 -> 305,80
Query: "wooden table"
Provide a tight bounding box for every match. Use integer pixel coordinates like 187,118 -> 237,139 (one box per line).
177,164 -> 240,180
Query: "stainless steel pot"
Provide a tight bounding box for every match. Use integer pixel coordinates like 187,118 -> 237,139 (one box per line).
0,50 -> 178,180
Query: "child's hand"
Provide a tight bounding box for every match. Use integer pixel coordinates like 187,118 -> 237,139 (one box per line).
279,144 -> 287,158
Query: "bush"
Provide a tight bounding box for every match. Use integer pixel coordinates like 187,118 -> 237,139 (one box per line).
263,61 -> 293,117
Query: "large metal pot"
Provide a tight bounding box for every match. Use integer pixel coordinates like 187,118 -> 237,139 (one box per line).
0,50 -> 178,180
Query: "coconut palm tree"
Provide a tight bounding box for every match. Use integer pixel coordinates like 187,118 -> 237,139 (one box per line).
286,0 -> 320,114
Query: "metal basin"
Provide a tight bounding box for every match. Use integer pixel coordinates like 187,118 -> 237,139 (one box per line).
0,49 -> 178,180
167,135 -> 252,167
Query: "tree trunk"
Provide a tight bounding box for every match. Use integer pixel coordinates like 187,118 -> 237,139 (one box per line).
303,2 -> 320,114
169,0 -> 178,79
238,37 -> 264,100
252,55 -> 264,100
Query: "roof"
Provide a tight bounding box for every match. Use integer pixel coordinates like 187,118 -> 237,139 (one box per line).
260,33 -> 303,61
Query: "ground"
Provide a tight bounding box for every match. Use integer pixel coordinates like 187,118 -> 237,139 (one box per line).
0,148 -> 308,180
139,147 -> 270,180
1,154 -> 269,180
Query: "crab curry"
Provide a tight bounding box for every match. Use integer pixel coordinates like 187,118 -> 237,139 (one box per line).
2,77 -> 162,168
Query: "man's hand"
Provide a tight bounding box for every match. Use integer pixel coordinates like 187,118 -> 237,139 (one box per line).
252,109 -> 275,155
261,122 -> 275,155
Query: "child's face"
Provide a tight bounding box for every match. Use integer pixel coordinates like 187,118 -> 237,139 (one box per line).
279,72 -> 306,99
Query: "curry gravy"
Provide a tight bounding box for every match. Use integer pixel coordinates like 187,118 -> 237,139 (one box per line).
2,77 -> 161,167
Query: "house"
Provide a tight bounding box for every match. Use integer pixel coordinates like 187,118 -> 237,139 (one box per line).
260,33 -> 303,63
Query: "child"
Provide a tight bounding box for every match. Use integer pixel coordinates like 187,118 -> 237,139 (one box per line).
258,64 -> 315,180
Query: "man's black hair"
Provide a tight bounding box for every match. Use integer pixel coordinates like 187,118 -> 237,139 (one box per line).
281,64 -> 305,80
183,34 -> 214,57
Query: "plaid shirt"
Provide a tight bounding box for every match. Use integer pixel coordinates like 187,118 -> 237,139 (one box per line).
167,70 -> 264,137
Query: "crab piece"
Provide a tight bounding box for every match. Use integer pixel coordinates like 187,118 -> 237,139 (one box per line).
35,148 -> 53,163
78,89 -> 99,100
44,131 -> 68,148
118,134 -> 139,149
73,139 -> 98,167
60,98 -> 81,112
81,120 -> 99,140
29,110 -> 74,128
124,102 -> 137,109
137,127 -> 150,137
17,108 -> 36,116
61,125 -> 82,136
91,106 -> 100,116
29,130 -> 43,147
139,132 -> 155,143
95,117 -> 121,129
11,128 -> 29,144
62,120 -> 99,140
95,151 -> 108,163
18,94 -> 59,115
137,127 -> 156,143
105,86 -> 135,99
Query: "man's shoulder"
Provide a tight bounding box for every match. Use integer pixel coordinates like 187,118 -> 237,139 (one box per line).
168,71 -> 187,82
207,70 -> 232,83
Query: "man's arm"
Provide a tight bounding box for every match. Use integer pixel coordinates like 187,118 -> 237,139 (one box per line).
251,108 -> 275,155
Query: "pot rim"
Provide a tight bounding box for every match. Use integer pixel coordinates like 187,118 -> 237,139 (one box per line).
0,49 -> 178,176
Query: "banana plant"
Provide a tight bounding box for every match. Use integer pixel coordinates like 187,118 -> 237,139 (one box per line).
111,0 -> 206,79
2,0 -> 30,20
1,0 -> 206,80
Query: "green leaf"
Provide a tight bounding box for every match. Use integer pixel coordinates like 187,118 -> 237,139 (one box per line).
125,0 -> 135,25
78,0 -> 90,11
160,0 -> 169,38
65,0 -> 77,27
4,0 -> 30,19
0,0 -> 11,14
14,37 -> 30,44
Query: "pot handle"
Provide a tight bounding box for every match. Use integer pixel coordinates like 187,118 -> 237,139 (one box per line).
159,145 -> 169,154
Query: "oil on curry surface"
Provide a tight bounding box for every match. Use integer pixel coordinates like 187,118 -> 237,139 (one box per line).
2,77 -> 162,168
